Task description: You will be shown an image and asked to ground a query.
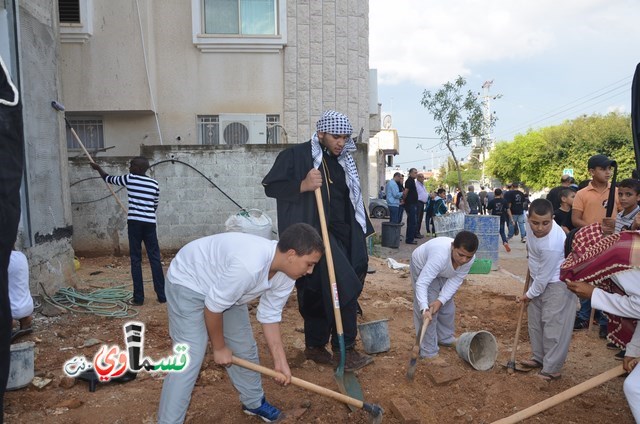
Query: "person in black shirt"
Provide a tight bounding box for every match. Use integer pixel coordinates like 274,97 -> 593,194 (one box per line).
553,187 -> 576,234
487,188 -> 511,252
404,168 -> 419,244
506,182 -> 527,242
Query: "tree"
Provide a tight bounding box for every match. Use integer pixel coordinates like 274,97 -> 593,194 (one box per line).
421,76 -> 494,204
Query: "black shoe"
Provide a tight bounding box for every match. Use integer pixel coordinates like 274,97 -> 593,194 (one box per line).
304,346 -> 333,365
614,350 -> 626,361
606,342 -> 620,350
599,325 -> 608,339
157,298 -> 167,304
342,348 -> 373,372
114,371 -> 138,383
415,234 -> 424,239
131,300 -> 144,306
573,319 -> 588,331
406,240 -> 417,245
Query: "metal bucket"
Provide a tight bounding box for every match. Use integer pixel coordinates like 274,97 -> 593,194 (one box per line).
7,341 -> 35,390
358,319 -> 390,354
456,330 -> 497,371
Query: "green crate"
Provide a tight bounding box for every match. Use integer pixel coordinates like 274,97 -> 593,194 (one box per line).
469,259 -> 492,274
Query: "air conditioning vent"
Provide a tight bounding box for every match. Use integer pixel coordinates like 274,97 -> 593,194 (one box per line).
219,114 -> 267,145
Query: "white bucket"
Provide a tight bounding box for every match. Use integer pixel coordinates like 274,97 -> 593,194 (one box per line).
7,341 -> 35,390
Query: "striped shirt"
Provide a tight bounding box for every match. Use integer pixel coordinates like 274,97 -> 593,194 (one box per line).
103,174 -> 160,224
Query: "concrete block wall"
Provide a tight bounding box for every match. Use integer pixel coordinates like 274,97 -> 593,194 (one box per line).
69,143 -> 369,255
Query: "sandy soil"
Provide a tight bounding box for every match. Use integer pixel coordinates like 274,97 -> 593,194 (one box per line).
3,221 -> 635,424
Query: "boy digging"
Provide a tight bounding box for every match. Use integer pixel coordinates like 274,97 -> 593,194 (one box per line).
517,199 -> 576,380
410,231 -> 479,364
158,223 -> 324,423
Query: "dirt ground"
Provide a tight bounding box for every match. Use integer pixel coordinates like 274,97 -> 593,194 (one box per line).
4,220 -> 636,424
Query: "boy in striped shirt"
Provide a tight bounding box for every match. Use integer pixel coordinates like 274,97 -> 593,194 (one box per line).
91,156 -> 166,305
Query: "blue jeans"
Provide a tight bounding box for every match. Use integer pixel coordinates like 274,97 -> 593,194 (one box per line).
576,299 -> 608,326
508,213 -> 527,239
388,205 -> 400,223
405,203 -> 418,243
128,220 -> 166,303
499,217 -> 508,244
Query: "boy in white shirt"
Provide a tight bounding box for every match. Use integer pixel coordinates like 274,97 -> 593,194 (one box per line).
410,231 -> 478,363
9,247 -> 33,341
517,199 -> 576,380
158,223 -> 324,424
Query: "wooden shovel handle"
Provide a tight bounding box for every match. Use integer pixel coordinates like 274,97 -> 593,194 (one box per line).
231,356 -> 364,409
492,365 -> 626,423
69,124 -> 128,215
508,269 -> 531,372
314,188 -> 344,334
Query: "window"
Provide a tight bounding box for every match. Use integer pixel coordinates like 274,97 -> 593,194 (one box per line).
59,0 -> 93,43
204,0 -> 276,35
191,0 -> 287,52
266,114 -> 282,144
198,115 -> 220,145
66,117 -> 104,150
58,0 -> 81,23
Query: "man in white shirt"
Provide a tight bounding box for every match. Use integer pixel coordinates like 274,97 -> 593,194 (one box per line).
9,248 -> 33,341
158,223 -> 324,424
415,173 -> 429,239
567,269 -> 640,422
410,231 -> 478,362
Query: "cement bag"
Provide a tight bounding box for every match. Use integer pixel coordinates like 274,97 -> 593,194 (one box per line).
225,209 -> 273,240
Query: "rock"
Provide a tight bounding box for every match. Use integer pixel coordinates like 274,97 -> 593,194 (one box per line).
293,338 -> 305,350
32,377 -> 53,389
456,408 -> 466,417
300,399 -> 311,409
58,376 -> 76,389
79,338 -> 101,348
40,303 -> 66,317
465,414 -> 473,422
57,398 -> 83,409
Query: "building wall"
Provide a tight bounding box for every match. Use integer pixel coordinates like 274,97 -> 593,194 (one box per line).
69,144 -> 370,255
59,0 -> 370,154
17,1 -> 75,294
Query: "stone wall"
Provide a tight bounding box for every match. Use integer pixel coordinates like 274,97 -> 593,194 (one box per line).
69,144 -> 369,255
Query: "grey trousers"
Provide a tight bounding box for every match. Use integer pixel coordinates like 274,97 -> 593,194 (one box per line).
157,281 -> 264,424
527,282 -> 577,374
411,275 -> 456,358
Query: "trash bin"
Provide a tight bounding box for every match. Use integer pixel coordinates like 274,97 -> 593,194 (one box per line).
381,222 -> 403,248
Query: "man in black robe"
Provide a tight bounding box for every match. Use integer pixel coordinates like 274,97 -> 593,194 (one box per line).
0,55 -> 24,423
262,110 -> 374,371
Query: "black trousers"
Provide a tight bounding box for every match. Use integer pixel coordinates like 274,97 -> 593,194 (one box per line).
416,201 -> 426,235
297,284 -> 359,350
0,248 -> 12,423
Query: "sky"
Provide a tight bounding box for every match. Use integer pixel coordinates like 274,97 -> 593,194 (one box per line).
369,0 -> 640,174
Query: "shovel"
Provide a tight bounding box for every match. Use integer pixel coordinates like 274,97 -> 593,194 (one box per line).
406,314 -> 431,381
314,188 -> 364,410
504,268 -> 533,374
231,356 -> 383,424
492,365 -> 626,423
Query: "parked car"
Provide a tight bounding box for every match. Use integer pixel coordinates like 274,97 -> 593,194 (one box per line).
368,197 -> 389,219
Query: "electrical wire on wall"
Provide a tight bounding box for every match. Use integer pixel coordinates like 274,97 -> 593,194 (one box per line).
135,0 -> 164,145
70,159 -> 245,210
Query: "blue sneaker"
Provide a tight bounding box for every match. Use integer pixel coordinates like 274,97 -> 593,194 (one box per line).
242,397 -> 282,422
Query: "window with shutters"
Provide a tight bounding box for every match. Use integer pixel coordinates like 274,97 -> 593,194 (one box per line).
66,117 -> 105,151
58,0 -> 93,43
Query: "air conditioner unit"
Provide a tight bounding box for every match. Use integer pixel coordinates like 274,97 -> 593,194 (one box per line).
218,114 -> 267,145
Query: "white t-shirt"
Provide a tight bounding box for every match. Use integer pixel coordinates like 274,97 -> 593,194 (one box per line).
411,237 -> 474,311
166,232 -> 295,324
525,221 -> 566,299
591,270 -> 640,357
9,250 -> 33,320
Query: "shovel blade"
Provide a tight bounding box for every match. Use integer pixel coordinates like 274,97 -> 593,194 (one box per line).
335,369 -> 364,412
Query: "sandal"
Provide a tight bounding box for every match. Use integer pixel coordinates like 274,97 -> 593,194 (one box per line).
519,359 -> 543,369
10,327 -> 33,343
537,371 -> 561,381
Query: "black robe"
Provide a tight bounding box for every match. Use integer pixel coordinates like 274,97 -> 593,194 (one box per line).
262,141 -> 374,307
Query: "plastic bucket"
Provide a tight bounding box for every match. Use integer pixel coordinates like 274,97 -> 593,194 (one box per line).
7,341 -> 35,390
455,330 -> 497,371
381,222 -> 402,248
358,319 -> 390,354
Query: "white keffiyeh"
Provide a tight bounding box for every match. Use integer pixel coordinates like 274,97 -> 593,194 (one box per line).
311,110 -> 367,234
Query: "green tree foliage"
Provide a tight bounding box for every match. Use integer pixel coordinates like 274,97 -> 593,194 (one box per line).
485,112 -> 635,190
434,158 -> 482,189
421,76 -> 492,194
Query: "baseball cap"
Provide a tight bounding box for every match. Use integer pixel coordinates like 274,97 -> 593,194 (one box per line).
587,154 -> 616,169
